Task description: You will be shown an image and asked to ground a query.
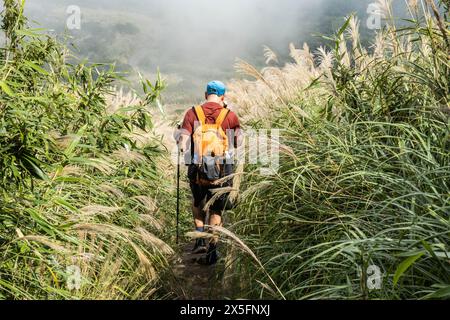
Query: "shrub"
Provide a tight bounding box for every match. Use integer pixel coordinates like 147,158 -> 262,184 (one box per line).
226,0 -> 449,299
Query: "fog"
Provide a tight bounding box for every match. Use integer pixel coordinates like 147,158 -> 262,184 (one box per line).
24,0 -> 384,102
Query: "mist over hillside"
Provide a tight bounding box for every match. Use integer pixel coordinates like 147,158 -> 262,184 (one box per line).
24,0 -> 408,103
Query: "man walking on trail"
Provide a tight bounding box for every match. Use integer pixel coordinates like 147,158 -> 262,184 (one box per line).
178,81 -> 241,265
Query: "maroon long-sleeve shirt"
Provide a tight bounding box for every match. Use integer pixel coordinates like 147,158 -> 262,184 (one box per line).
181,102 -> 241,135
181,102 -> 241,157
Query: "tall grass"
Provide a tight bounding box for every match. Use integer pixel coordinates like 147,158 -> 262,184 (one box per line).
0,1 -> 174,299
226,0 -> 449,299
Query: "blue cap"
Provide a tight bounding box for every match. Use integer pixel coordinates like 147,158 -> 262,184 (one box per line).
206,81 -> 226,96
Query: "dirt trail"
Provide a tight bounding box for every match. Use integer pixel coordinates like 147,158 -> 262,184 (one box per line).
158,106 -> 231,300
171,243 -> 224,300
153,109 -> 221,300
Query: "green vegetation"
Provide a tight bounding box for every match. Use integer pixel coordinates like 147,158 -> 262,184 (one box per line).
0,0 -> 174,299
226,0 -> 449,299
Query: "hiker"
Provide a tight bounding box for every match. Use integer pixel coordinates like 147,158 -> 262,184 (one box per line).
177,81 -> 241,265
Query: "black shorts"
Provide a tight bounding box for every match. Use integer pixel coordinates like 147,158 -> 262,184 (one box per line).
188,164 -> 234,213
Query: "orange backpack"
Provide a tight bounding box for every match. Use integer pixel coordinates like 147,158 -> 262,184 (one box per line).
192,105 -> 230,185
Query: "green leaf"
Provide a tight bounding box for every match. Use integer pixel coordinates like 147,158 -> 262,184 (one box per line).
65,125 -> 87,158
425,286 -> 450,299
26,208 -> 55,237
0,80 -> 15,97
421,240 -> 449,276
156,99 -> 165,115
22,96 -> 50,103
24,61 -> 50,76
21,155 -> 49,181
393,252 -> 425,286
116,105 -> 142,113
19,242 -> 30,254
112,114 -> 125,128
16,28 -> 46,38
54,197 -> 79,213
337,15 -> 352,37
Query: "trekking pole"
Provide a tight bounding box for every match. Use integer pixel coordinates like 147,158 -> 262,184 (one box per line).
176,124 -> 181,245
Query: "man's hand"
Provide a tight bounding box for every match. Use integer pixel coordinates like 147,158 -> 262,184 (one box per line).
173,125 -> 183,145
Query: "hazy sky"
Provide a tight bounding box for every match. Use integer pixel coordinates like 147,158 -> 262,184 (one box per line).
23,0 -> 382,102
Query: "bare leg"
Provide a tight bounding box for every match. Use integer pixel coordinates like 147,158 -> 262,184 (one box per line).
205,212 -> 222,264
193,199 -> 206,229
192,200 -> 207,253
209,212 -> 222,226
208,212 -> 222,244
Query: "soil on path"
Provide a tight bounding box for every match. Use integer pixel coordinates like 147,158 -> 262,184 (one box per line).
170,243 -> 224,300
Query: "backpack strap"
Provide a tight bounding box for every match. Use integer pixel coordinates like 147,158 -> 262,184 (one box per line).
194,105 -> 206,126
215,108 -> 230,127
